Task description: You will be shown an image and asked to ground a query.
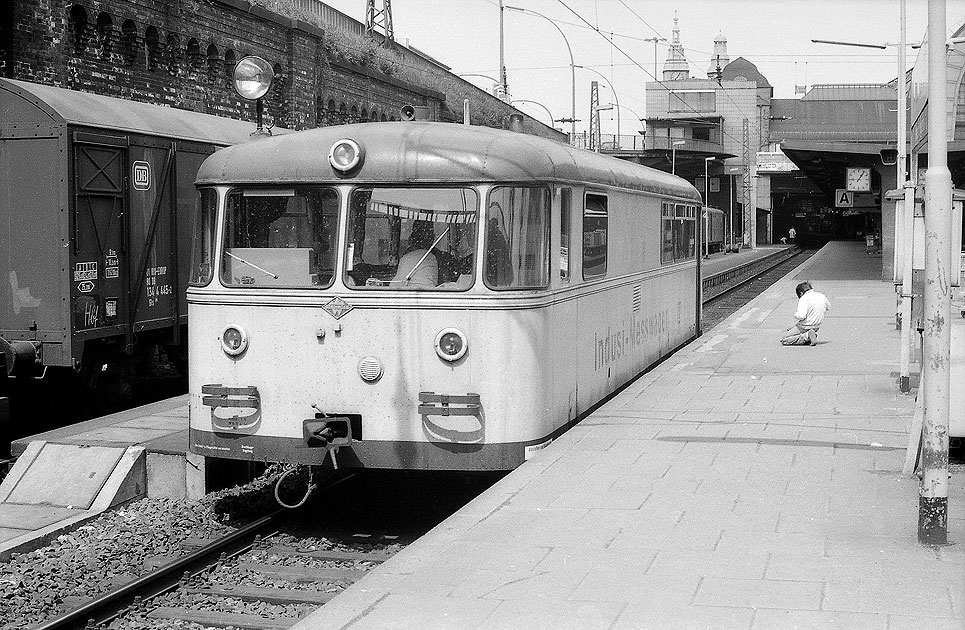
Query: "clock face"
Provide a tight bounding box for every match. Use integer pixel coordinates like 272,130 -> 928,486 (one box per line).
846,167 -> 871,192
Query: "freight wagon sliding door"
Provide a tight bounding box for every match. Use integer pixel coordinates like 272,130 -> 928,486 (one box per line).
127,140 -> 214,341
127,139 -> 178,340
71,134 -> 127,346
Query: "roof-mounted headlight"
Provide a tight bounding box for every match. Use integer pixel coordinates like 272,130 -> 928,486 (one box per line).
232,56 -> 274,101
329,139 -> 364,174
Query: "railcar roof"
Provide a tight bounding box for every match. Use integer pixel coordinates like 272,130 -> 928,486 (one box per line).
0,78 -> 270,146
196,122 -> 702,201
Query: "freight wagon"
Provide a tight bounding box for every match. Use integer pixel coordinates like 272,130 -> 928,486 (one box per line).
0,78 -> 263,400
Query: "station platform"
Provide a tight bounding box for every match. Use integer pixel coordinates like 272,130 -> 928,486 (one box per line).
294,241 -> 964,630
0,396 -> 198,559
701,243 -> 793,278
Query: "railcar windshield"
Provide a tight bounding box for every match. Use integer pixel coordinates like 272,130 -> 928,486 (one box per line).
344,187 -> 478,290
220,187 -> 340,288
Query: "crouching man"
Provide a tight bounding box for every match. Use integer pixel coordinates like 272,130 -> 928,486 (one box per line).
781,281 -> 830,346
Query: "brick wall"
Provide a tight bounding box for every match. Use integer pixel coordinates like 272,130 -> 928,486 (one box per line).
0,0 -> 563,140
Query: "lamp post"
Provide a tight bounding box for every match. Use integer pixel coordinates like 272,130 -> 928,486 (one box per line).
643,36 -> 666,78
671,140 -> 685,174
511,99 -> 556,128
505,6 -> 576,138
609,103 -> 644,130
577,65 -> 620,147
458,73 -> 502,97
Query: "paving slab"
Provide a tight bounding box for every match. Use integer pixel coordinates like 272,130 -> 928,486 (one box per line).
293,242 -> 965,630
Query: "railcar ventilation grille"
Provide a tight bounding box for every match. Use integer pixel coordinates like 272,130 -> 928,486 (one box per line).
632,285 -> 642,312
358,356 -> 384,382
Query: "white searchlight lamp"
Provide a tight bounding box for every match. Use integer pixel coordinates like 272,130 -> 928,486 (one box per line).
232,55 -> 275,137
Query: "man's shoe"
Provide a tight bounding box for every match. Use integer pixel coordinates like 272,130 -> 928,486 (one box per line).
807,330 -> 817,346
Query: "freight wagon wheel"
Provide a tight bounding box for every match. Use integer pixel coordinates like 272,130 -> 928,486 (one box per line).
77,345 -> 134,414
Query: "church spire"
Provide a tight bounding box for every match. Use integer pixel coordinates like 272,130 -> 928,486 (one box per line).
662,12 -> 690,81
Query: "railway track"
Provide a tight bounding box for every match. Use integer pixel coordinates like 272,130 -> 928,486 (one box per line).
34,473 -> 410,630
702,248 -> 814,330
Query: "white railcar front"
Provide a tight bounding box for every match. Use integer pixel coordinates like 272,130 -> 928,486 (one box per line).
187,123 -> 702,471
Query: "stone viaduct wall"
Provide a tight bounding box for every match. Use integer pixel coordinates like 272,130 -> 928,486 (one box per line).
0,0 -> 562,139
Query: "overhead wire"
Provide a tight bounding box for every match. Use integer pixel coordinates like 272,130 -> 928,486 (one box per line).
556,0 -> 754,148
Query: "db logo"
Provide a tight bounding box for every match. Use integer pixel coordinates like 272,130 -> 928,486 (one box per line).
133,161 -> 151,191
78,281 -> 95,293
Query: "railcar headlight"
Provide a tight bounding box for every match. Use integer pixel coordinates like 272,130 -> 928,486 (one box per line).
435,328 -> 468,362
329,139 -> 364,173
232,56 -> 274,100
221,324 -> 249,356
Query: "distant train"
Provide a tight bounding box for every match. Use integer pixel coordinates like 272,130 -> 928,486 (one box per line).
0,79 -> 263,402
188,121 -> 704,471
702,206 -> 726,254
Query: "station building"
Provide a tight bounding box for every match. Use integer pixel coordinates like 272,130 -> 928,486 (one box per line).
634,16 -> 965,285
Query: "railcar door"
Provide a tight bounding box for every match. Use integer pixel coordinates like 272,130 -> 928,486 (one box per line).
71,133 -> 128,347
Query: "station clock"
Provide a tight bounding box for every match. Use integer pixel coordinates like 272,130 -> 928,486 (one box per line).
846,167 -> 871,192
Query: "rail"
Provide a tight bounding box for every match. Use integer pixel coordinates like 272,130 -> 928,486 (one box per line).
702,247 -> 801,303
34,512 -> 284,630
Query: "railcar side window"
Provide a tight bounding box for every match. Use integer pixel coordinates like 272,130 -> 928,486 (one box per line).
344,187 -> 478,290
189,188 -> 218,286
560,188 -> 571,282
582,193 -> 608,279
661,201 -> 697,264
220,187 -> 339,288
485,187 -> 552,289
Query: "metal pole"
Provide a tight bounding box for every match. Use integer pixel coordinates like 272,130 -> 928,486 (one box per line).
499,0 -> 508,98
898,0 -> 913,392
643,37 -> 664,79
729,174 -> 734,251
919,0 -> 950,546
704,158 -> 710,257
505,7 -> 576,138
672,146 -> 676,174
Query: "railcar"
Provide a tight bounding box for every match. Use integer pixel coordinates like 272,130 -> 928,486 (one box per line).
702,206 -> 725,254
188,121 -> 703,471
0,78 -> 265,401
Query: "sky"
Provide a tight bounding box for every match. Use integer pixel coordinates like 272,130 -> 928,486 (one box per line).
321,0 -> 965,135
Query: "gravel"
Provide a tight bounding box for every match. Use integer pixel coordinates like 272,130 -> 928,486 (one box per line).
0,466 -> 291,629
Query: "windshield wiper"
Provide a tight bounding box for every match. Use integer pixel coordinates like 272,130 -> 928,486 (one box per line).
225,251 -> 279,279
404,227 -> 450,285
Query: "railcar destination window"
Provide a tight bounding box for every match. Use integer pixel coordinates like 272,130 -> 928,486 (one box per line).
220,187 -> 340,288
345,187 -> 478,290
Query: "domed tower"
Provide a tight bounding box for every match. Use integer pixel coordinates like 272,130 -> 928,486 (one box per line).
707,32 -> 730,81
662,13 -> 689,81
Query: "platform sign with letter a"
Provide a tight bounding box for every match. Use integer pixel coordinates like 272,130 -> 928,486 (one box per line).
835,189 -> 854,208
